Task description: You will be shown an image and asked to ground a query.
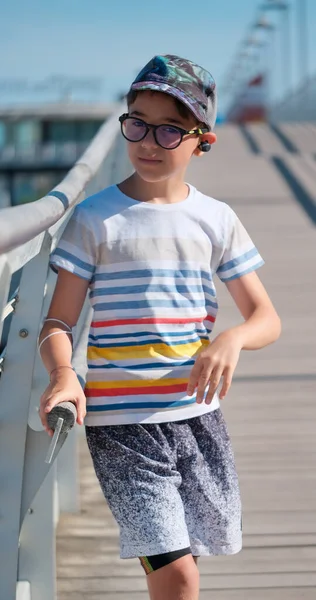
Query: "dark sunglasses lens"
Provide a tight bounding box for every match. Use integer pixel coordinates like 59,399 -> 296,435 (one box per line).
156,125 -> 182,149
123,118 -> 147,141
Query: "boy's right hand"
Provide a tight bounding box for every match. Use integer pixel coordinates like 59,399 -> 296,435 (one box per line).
39,368 -> 87,437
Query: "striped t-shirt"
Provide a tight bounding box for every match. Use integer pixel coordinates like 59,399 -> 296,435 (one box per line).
50,184 -> 264,426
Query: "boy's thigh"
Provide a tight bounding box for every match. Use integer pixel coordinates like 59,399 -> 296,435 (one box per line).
176,409 -> 242,555
85,423 -> 191,558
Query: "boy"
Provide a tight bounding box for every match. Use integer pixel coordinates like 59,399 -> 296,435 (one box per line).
39,55 -> 281,600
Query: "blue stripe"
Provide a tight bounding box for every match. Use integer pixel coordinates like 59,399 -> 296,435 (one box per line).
52,248 -> 95,273
87,398 -> 197,411
90,283 -> 216,298
87,335 -> 207,349
93,299 -> 209,310
217,247 -> 259,273
220,259 -> 265,281
202,286 -> 216,297
88,329 -> 207,341
205,299 -> 218,309
93,268 -> 213,282
88,359 -> 196,370
49,190 -> 69,209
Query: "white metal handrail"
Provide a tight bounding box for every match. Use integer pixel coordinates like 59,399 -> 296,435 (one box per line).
0,103 -> 130,600
0,105 -> 124,256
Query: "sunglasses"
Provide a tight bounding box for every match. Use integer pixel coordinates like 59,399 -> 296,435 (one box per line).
119,113 -> 209,150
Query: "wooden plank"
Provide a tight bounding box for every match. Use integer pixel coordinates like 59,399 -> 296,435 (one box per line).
58,592 -> 316,600
56,510 -> 316,539
57,546 -> 316,578
58,572 -> 316,593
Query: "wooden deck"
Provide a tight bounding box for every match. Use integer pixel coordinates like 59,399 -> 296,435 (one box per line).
56,124 -> 316,599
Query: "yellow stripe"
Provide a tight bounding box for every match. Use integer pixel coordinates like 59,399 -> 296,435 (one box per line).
87,339 -> 209,361
85,377 -> 189,390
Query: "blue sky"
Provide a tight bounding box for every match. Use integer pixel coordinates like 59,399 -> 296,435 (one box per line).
0,0 -> 315,112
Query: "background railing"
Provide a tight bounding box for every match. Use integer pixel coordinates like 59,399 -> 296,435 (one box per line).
0,105 -> 131,600
269,74 -> 316,122
0,141 -> 89,169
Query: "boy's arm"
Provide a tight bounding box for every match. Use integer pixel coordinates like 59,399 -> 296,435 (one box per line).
38,268 -> 90,434
224,270 -> 281,350
187,271 -> 281,404
39,268 -> 89,372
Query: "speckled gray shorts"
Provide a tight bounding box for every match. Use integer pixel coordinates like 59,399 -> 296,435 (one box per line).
85,409 -> 242,559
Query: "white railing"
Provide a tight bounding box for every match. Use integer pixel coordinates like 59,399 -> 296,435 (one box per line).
0,104 -> 130,600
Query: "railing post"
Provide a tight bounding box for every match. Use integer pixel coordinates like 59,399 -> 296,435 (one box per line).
16,583 -> 31,600
0,233 -> 53,600
0,255 -> 11,341
18,467 -> 57,600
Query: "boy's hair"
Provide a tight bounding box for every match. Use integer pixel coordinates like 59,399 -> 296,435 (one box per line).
126,89 -> 199,123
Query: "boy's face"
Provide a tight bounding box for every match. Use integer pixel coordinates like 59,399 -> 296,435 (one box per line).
126,91 -> 216,183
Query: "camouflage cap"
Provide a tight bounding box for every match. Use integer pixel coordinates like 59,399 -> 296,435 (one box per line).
130,54 -> 217,130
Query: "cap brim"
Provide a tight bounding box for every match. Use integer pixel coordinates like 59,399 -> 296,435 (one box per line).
130,81 -> 210,128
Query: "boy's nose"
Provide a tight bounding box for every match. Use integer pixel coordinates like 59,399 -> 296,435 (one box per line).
140,128 -> 158,149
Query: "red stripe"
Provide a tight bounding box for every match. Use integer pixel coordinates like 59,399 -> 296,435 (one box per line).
205,315 -> 216,323
85,383 -> 188,397
91,317 -> 213,328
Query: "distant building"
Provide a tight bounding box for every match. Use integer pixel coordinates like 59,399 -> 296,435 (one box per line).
0,102 -> 117,207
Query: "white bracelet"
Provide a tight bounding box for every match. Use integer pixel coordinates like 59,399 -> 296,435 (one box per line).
38,330 -> 73,353
43,318 -> 72,331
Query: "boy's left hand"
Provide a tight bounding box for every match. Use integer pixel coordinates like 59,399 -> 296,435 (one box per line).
187,330 -> 242,404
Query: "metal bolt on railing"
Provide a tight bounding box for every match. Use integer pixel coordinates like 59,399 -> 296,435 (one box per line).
19,329 -> 29,338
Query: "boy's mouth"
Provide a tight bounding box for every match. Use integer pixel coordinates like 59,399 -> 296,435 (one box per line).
138,156 -> 162,163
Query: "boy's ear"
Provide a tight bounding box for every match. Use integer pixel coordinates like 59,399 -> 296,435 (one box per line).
194,131 -> 217,157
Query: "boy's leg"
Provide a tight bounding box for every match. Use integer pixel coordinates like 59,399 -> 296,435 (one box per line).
145,554 -> 199,600
177,410 -> 242,557
85,422 -> 197,597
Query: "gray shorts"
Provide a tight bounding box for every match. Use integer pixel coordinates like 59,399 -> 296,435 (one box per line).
85,409 -> 242,559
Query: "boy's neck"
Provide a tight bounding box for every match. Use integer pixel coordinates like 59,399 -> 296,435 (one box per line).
119,172 -> 190,205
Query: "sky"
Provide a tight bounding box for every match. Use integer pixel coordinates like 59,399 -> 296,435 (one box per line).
0,0 -> 315,114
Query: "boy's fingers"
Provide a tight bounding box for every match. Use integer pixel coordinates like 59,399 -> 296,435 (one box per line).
76,401 -> 86,425
219,369 -> 233,399
40,392 -> 86,431
39,394 -> 67,429
205,367 -> 222,404
196,369 -> 212,404
39,400 -> 50,428
44,398 -> 60,413
187,361 -> 203,395
40,404 -> 56,431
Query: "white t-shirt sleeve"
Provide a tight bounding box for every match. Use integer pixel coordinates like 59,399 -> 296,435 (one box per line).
216,207 -> 264,282
50,205 -> 97,282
